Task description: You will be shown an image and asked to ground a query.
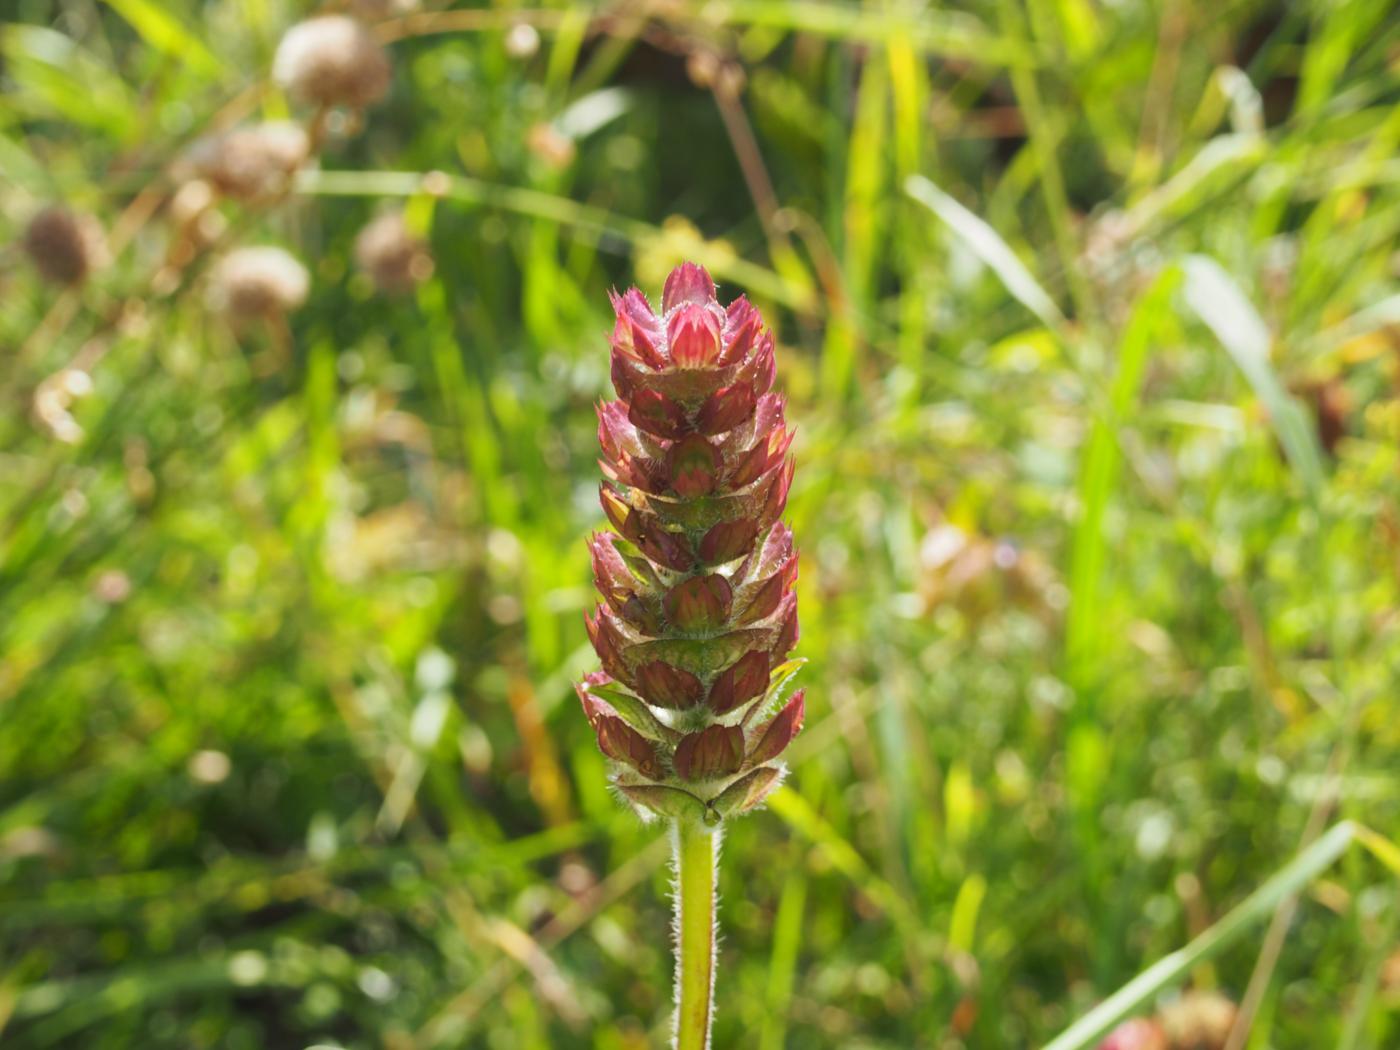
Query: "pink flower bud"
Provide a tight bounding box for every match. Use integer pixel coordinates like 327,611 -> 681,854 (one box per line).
667,304 -> 722,368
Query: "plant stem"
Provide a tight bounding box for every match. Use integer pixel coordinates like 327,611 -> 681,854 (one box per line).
673,819 -> 718,1050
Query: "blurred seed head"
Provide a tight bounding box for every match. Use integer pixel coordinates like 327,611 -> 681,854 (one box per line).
93,569 -> 132,604
419,170 -> 452,197
354,212 -> 433,295
686,50 -> 745,95
209,246 -> 309,322
273,16 -> 391,110
1157,992 -> 1238,1050
557,856 -> 597,898
917,520 -> 1056,624
60,487 -> 89,519
686,49 -> 720,88
486,594 -> 523,625
33,367 -> 94,444
188,749 -> 232,785
23,206 -> 106,286
504,22 -> 540,59
168,179 -> 228,259
1,826 -> 61,861
526,122 -> 575,170
170,178 -> 216,226
184,122 -> 310,201
1383,947 -> 1400,993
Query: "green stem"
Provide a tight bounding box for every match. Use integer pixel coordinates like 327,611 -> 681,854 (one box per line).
673,820 -> 718,1050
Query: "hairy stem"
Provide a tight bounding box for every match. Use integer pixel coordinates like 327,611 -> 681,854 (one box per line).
673,819 -> 718,1050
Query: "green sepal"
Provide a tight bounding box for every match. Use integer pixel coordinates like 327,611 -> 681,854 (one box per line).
585,681 -> 681,743
708,765 -> 783,819
616,783 -> 709,822
625,628 -> 773,676
611,538 -> 663,589
741,657 -> 807,726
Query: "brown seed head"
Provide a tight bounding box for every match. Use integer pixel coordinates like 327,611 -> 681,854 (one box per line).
23,207 -> 105,286
504,22 -> 540,59
273,16 -> 391,109
354,212 -> 433,295
1157,992 -> 1237,1050
209,246 -> 309,321
185,122 -> 310,201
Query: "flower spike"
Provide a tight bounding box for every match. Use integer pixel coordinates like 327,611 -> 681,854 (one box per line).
579,262 -> 803,822
578,263 -> 804,1050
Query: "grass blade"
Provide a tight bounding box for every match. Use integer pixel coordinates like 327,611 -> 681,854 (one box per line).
764,787 -> 917,928
718,1 -> 1027,66
1180,255 -> 1324,498
1044,821 -> 1358,1050
101,0 -> 221,76
759,868 -> 807,1050
1065,270 -> 1177,683
906,174 -> 1064,330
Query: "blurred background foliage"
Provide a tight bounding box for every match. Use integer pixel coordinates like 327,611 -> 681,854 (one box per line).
3,0 -> 1400,1047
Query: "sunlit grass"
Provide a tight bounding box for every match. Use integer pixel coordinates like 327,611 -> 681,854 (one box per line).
2,1 -> 1399,1047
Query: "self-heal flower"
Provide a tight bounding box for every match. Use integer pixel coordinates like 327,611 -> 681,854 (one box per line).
577,262 -> 802,828
578,264 -> 803,1050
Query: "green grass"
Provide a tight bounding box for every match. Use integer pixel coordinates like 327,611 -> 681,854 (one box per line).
3,1 -> 1400,1047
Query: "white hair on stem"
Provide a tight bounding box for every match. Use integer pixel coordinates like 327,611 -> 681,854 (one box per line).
671,820 -> 721,1050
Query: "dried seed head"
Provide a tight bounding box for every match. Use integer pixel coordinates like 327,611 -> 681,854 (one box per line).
686,50 -> 720,89
184,122 -> 310,201
23,207 -> 105,286
1157,992 -> 1237,1050
170,179 -> 216,226
273,15 -> 391,110
208,246 -> 309,321
526,123 -> 576,170
33,367 -> 94,443
163,181 -> 226,283
504,22 -> 540,59
93,569 -> 132,604
354,212 -> 433,295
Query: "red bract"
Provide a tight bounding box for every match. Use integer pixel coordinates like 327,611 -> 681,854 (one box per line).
698,518 -> 759,566
707,650 -> 768,715
674,724 -> 745,780
663,574 -> 733,632
696,383 -> 755,435
596,715 -> 662,779
635,661 -> 705,709
666,434 -> 722,498
577,263 -> 803,825
746,691 -> 805,767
